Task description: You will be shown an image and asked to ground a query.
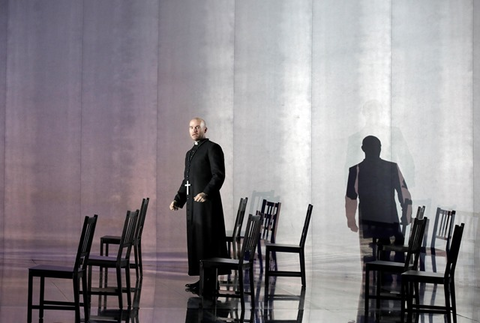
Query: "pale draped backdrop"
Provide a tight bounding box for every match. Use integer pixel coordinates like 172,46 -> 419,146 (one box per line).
0,0 -> 479,313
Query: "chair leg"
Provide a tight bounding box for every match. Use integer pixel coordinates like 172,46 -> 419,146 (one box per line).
257,240 -> 263,272
116,266 -> 123,312
444,281 -> 452,323
299,250 -> 306,286
239,268 -> 245,313
73,276 -> 81,323
450,280 -> 457,323
264,248 -> 270,296
364,267 -> 370,318
249,265 -> 255,311
27,273 -> 33,323
39,276 -> 45,321
401,278 -> 406,323
125,265 -> 132,308
375,270 -> 381,311
137,242 -> 143,278
81,274 -> 90,323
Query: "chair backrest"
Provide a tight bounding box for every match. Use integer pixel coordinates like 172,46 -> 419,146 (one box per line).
299,204 -> 314,248
404,216 -> 428,270
430,207 -> 456,253
259,199 -> 281,243
74,214 -> 98,273
240,213 -> 263,265
444,223 -> 465,279
406,205 -> 425,242
248,190 -> 276,218
134,197 -> 150,246
232,197 -> 248,259
117,210 -> 139,261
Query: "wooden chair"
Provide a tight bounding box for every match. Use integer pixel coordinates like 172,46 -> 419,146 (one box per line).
401,223 -> 465,323
28,215 -> 98,323
264,204 -> 313,295
88,210 -> 138,319
364,216 -> 428,320
100,197 -> 150,280
225,197 -> 248,259
257,199 -> 281,272
200,213 -> 263,313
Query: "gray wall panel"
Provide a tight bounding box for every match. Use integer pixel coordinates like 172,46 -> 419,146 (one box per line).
81,0 -> 159,253
5,0 -> 83,251
392,0 -> 474,211
234,0 -> 312,244
0,0 -> 7,251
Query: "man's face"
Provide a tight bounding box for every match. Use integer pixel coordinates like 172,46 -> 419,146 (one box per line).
189,119 -> 207,141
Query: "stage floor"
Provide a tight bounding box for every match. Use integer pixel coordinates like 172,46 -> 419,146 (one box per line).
2,249 -> 480,323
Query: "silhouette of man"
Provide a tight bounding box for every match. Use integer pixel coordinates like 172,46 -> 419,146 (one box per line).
345,135 -> 412,262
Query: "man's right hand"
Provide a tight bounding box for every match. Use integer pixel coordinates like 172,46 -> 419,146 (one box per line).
169,201 -> 179,211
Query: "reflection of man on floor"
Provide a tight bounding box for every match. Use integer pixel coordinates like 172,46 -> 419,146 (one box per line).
345,135 -> 412,263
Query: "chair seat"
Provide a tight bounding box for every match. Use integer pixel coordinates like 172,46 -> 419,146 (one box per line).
402,269 -> 445,283
88,255 -> 129,267
265,242 -> 301,253
29,265 -> 78,278
100,235 -> 121,244
366,260 -> 409,273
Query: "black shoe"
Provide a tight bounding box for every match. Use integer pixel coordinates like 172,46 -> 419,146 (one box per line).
186,285 -> 200,295
185,281 -> 200,289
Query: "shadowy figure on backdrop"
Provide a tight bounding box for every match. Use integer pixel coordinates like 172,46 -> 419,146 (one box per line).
344,100 -> 415,188
345,135 -> 412,263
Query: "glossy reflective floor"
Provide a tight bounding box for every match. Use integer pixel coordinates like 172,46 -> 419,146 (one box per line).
2,248 -> 480,323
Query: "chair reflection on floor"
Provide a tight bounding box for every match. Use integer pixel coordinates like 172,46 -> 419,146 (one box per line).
200,213 -> 263,315
263,276 -> 306,323
27,215 -> 98,323
185,296 -> 254,323
90,277 -> 143,323
401,223 -> 465,323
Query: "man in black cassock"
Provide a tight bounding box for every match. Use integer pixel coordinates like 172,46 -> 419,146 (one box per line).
170,117 -> 229,294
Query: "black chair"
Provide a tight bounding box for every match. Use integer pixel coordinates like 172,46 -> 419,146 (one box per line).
401,223 -> 465,323
225,197 -> 248,259
264,204 -> 313,295
424,207 -> 456,272
364,216 -> 428,319
88,210 -> 138,319
100,197 -> 150,280
376,205 -> 426,260
257,199 -> 281,272
28,215 -> 98,323
200,213 -> 263,313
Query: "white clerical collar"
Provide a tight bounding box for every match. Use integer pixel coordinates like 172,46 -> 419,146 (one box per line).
194,141 -> 199,145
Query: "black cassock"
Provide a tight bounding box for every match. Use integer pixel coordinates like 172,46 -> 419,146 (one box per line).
174,139 -> 229,276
